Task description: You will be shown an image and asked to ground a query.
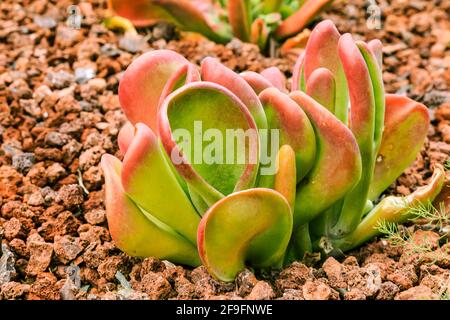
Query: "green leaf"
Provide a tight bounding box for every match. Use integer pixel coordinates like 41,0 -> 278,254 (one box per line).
274,0 -> 335,39
158,82 -> 260,205
227,0 -> 252,42
201,57 -> 268,131
198,188 -> 292,281
290,91 -> 361,227
331,165 -> 446,252
368,94 -> 430,200
101,154 -> 200,266
121,123 -> 201,244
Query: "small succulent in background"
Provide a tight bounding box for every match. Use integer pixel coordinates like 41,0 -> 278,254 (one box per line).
101,20 -> 449,282
107,0 -> 335,53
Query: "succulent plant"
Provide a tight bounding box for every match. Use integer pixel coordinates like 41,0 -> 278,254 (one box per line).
107,0 -> 335,52
101,20 -> 448,281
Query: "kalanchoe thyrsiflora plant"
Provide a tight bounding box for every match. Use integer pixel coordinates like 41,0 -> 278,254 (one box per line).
101,20 -> 449,282
107,0 -> 335,52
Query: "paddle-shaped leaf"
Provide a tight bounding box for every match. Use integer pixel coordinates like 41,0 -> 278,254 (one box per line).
227,0 -> 252,42
290,91 -> 361,227
197,188 -> 292,281
158,82 -> 259,206
275,0 -> 335,39
121,123 -> 201,244
250,18 -> 270,51
260,88 -> 316,182
152,0 -> 232,43
330,34 -> 379,237
158,63 -> 201,108
201,57 -> 268,130
368,94 -> 429,200
306,67 -> 335,112
118,50 -> 189,132
101,154 -> 200,266
240,71 -> 274,95
274,145 -> 297,208
107,0 -> 174,27
294,19 -> 348,123
260,67 -> 288,93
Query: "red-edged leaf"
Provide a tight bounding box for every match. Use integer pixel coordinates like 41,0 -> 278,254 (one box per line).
274,0 -> 335,39
119,50 -> 189,132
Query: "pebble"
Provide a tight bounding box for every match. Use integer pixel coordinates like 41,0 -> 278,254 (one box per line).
53,235 -> 84,264
0,282 -> 30,300
118,33 -> 148,53
46,70 -> 74,89
44,132 -> 69,147
56,185 -> 84,209
79,146 -> 105,171
87,78 -> 107,92
395,285 -> 439,300
246,281 -> 275,300
46,163 -> 66,183
12,152 -> 35,174
33,15 -> 57,29
26,236 -> 53,276
302,280 -> 334,300
0,244 -> 16,285
74,67 -> 96,84
101,43 -> 121,57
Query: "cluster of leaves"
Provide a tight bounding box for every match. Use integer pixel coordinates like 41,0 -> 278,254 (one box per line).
101,20 -> 449,281
107,0 -> 335,52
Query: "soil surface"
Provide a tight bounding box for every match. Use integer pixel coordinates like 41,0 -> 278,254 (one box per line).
0,0 -> 449,300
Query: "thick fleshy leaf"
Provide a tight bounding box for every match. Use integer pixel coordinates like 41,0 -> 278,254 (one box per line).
250,18 -> 268,50
118,121 -> 135,155
240,71 -> 273,95
158,82 -> 259,206
201,57 -> 268,130
306,67 -> 335,112
119,50 -> 189,132
329,165 -> 446,252
274,0 -> 335,39
121,123 -> 200,244
296,20 -> 348,123
279,29 -> 311,59
357,41 -> 385,153
197,188 -> 292,281
290,91 -> 361,227
330,36 -> 379,237
291,52 -> 305,92
158,63 -> 200,108
101,154 -> 200,266
107,0 -> 175,27
227,0 -> 251,42
368,94 -> 430,200
368,39 -> 383,67
259,88 -> 316,182
260,67 -> 287,93
152,0 -> 232,43
304,20 -> 344,79
274,145 -> 296,208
